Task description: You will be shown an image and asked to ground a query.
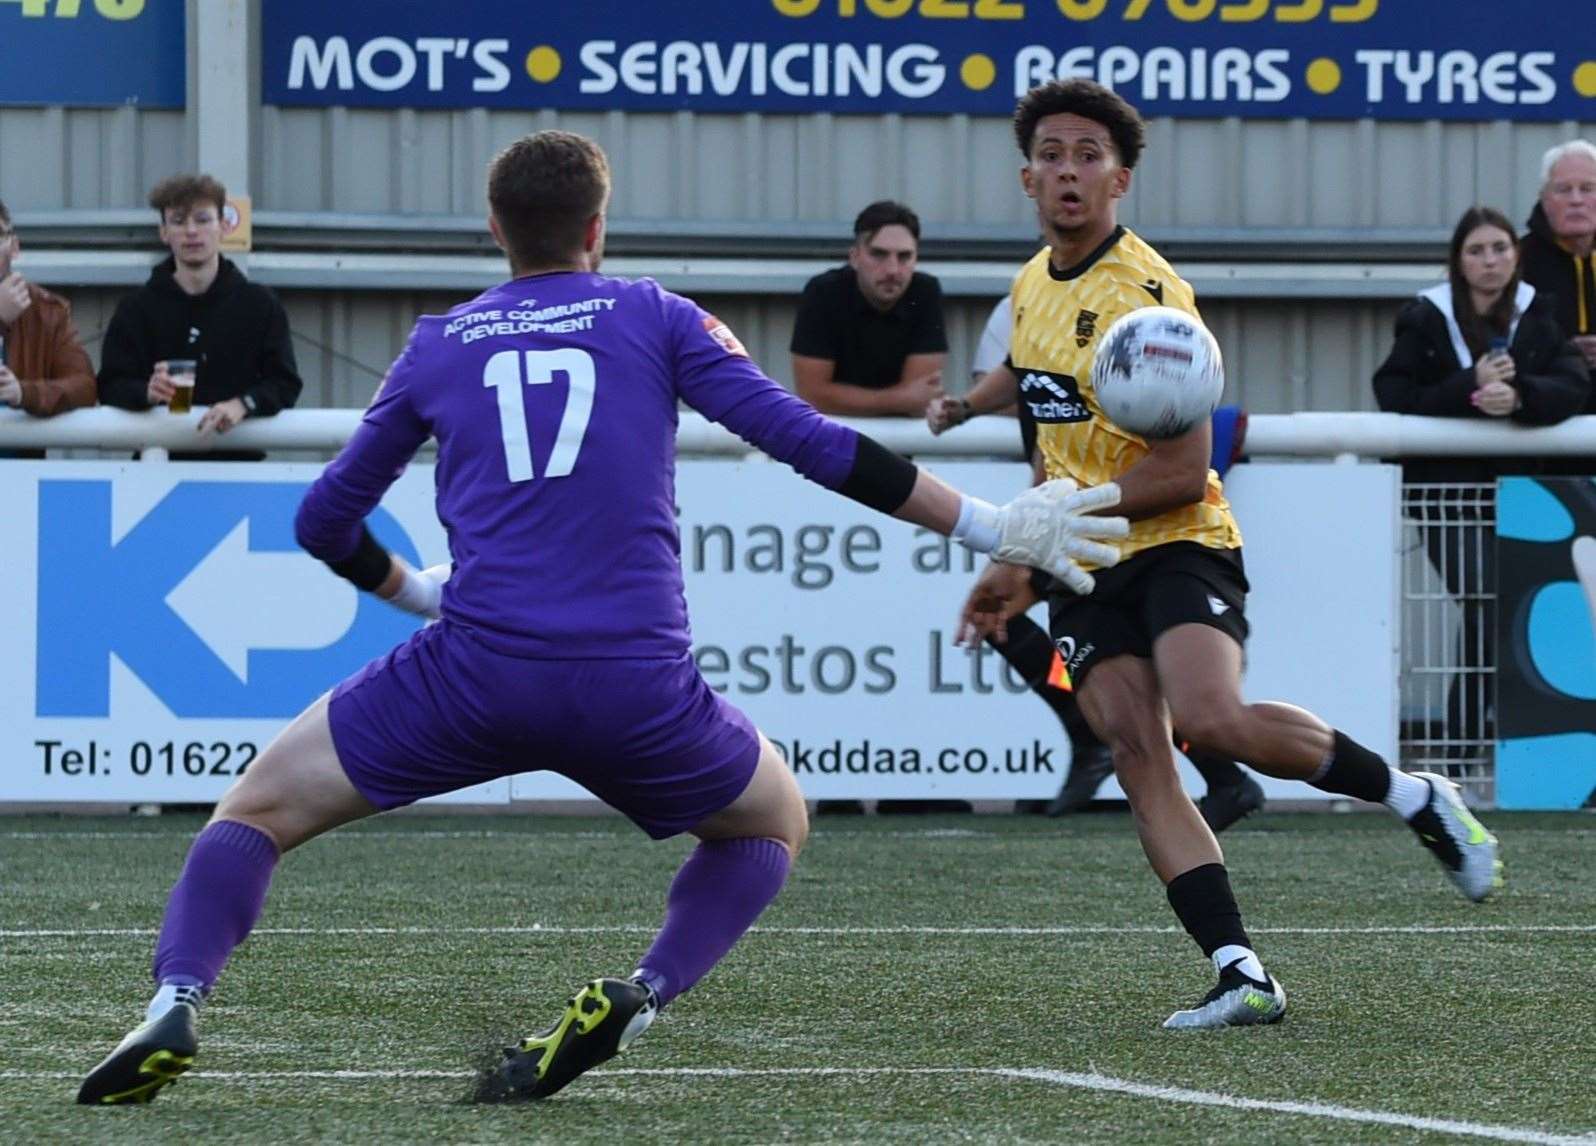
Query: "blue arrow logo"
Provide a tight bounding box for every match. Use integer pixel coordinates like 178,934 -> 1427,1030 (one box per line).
37,480 -> 423,718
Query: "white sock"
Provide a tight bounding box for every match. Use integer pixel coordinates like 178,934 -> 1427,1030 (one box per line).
1212,944 -> 1266,984
1383,769 -> 1431,820
145,981 -> 204,1023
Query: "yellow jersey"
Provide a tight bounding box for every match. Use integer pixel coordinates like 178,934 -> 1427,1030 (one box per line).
1010,226 -> 1242,563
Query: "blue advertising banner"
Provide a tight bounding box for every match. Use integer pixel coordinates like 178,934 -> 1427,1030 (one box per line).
0,0 -> 183,109
1495,477 -> 1596,811
261,0 -> 1596,121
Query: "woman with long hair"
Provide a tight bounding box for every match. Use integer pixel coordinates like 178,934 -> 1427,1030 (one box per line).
1373,204 -> 1590,762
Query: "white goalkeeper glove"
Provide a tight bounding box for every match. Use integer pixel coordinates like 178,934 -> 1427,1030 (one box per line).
952,480 -> 1129,595
387,562 -> 451,621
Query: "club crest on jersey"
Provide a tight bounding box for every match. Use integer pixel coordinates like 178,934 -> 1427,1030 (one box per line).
702,315 -> 748,357
1074,308 -> 1098,348
1016,367 -> 1092,424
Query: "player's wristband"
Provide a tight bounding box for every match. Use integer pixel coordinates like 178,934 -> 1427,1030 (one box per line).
388,564 -> 442,619
325,526 -> 391,592
951,495 -> 1002,553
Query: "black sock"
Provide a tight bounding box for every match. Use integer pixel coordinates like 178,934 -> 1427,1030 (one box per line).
1309,730 -> 1392,804
1166,862 -> 1252,959
1185,746 -> 1245,788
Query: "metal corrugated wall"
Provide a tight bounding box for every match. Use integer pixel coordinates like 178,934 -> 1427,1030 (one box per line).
258,108 -> 1596,228
8,105 -> 1595,411
49,286 -> 1395,416
0,108 -> 186,210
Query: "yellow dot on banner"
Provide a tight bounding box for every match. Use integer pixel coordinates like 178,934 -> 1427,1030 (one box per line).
960,53 -> 996,92
525,46 -> 562,84
1306,58 -> 1342,95
1574,62 -> 1596,98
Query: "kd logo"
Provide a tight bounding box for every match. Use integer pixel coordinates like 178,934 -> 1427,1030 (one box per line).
36,480 -> 423,718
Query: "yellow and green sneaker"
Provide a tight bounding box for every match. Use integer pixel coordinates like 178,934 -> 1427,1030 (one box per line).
477,977 -> 658,1102
77,991 -> 199,1105
1163,965 -> 1287,1030
1408,772 -> 1503,903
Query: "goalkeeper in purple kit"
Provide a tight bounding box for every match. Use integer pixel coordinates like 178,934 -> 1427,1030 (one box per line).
77,130 -> 1130,1106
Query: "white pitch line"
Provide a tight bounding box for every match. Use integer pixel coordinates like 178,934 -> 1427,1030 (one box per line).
2,1065 -> 1589,1145
3,924 -> 1594,939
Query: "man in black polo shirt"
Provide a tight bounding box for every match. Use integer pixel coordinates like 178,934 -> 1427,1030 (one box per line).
790,200 -> 947,415
792,201 -> 961,815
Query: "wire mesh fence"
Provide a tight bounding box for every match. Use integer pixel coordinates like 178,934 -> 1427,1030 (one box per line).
1399,482 -> 1496,805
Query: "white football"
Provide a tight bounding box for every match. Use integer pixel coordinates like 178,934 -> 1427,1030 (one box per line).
1089,306 -> 1224,439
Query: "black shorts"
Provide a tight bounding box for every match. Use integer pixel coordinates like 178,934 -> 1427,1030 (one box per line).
1045,542 -> 1250,689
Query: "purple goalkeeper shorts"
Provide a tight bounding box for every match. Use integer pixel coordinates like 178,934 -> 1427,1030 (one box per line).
326,620 -> 761,839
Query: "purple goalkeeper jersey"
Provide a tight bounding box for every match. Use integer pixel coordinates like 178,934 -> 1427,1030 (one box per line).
296,272 -> 860,658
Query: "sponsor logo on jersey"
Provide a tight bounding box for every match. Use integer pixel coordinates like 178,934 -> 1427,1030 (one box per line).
1140,279 -> 1164,304
1016,367 -> 1091,424
1074,308 -> 1098,348
703,314 -> 748,357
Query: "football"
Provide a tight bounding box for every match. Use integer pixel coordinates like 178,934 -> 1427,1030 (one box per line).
1089,306 -> 1225,439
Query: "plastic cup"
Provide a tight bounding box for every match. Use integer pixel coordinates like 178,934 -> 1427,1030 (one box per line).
166,359 -> 197,413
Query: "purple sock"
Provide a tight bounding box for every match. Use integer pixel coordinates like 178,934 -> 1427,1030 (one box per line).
152,820 -> 279,991
635,837 -> 791,1007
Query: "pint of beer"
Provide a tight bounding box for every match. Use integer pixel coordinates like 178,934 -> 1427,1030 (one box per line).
167,359 -> 197,414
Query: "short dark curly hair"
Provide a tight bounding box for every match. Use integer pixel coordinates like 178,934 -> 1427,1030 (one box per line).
149,173 -> 228,218
1013,79 -> 1145,169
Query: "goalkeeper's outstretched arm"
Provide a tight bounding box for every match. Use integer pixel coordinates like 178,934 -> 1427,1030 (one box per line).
836,433 -> 1129,595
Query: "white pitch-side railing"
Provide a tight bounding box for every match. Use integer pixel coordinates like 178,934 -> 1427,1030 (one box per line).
2,406 -> 1590,805
1,407 -> 1594,459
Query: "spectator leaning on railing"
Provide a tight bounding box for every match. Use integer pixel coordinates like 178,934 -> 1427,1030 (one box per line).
1520,139 -> 1596,390
0,197 -> 96,418
1374,205 -> 1590,447
790,199 -> 964,815
97,173 -> 302,459
790,199 -> 948,417
1373,204 -> 1591,758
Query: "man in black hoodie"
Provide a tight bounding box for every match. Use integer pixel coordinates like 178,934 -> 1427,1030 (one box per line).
98,174 -> 302,457
1520,139 -> 1596,407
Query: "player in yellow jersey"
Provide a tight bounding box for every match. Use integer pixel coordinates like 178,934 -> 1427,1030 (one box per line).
958,79 -> 1503,1029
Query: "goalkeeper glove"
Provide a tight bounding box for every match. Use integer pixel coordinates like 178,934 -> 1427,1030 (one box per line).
953,480 -> 1129,595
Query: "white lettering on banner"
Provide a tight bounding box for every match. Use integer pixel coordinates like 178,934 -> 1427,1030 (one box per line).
1355,49 -> 1556,105
287,35 -> 353,90
578,40 -> 944,100
414,38 -> 463,92
1016,45 -> 1288,102
286,35 -> 510,93
354,37 -> 417,92
620,40 -> 659,93
472,40 -> 511,92
0,462 -> 1398,804
579,40 -> 619,93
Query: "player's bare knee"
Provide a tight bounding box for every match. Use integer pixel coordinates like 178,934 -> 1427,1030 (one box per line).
1170,709 -> 1240,756
1109,740 -> 1173,804
1170,700 -> 1248,758
774,794 -> 810,859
